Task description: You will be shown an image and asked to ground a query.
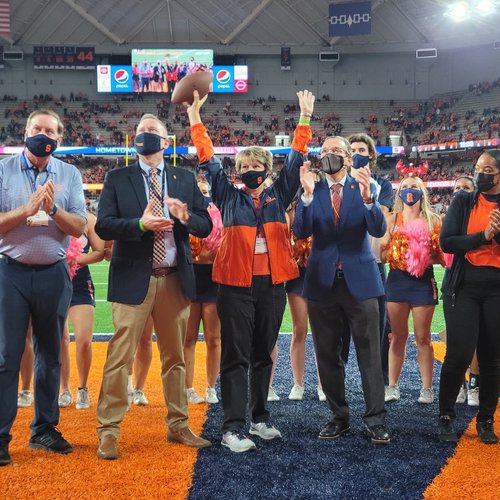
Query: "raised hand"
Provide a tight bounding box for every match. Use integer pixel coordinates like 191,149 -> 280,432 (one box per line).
297,90 -> 315,116
299,161 -> 315,197
184,90 -> 208,125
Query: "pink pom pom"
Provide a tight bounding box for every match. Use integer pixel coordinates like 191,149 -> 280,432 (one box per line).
66,236 -> 85,280
400,219 -> 431,277
202,203 -> 223,253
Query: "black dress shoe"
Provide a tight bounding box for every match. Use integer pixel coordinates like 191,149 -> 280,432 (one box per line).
438,415 -> 458,443
0,442 -> 11,466
366,424 -> 390,444
476,419 -> 499,444
29,427 -> 73,454
319,422 -> 350,439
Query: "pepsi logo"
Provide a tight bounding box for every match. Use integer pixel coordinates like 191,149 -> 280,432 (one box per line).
216,69 -> 231,84
114,69 -> 129,84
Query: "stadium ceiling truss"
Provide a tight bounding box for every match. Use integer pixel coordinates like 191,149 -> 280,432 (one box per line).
4,0 -> 500,54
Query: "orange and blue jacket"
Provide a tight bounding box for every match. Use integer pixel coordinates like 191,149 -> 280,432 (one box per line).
191,122 -> 311,287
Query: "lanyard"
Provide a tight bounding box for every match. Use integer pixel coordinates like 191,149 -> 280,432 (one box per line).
21,153 -> 51,193
143,166 -> 166,201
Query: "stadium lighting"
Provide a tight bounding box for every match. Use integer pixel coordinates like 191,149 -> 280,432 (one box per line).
446,2 -> 470,21
477,0 -> 495,15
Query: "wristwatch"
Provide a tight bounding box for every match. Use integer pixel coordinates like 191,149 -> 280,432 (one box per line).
48,205 -> 58,216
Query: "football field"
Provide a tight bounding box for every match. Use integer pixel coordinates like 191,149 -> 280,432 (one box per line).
83,261 -> 447,335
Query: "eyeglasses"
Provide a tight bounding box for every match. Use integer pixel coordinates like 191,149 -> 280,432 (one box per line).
321,146 -> 348,156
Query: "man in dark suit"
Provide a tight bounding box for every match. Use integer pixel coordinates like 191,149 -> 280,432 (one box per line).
293,135 -> 390,444
95,114 -> 212,459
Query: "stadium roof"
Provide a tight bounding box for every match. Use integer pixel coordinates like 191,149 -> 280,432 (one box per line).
4,0 -> 500,55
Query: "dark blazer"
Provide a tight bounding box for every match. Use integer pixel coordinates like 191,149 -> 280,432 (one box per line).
96,161 -> 212,304
293,175 -> 386,302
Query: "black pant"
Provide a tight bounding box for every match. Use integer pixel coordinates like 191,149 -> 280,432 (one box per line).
217,276 -> 286,433
309,278 -> 386,427
439,282 -> 500,421
0,258 -> 72,441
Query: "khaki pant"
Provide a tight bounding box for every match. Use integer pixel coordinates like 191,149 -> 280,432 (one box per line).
97,272 -> 190,439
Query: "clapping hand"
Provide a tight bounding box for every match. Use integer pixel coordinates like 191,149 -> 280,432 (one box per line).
141,200 -> 174,232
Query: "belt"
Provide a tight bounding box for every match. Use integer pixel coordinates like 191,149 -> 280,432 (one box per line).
0,254 -> 58,269
151,266 -> 178,278
335,269 -> 344,279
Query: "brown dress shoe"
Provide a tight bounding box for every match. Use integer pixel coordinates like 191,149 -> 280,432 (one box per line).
97,434 -> 118,460
167,427 -> 211,448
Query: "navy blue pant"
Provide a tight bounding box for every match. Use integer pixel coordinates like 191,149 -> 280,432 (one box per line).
0,258 -> 72,443
341,263 -> 388,383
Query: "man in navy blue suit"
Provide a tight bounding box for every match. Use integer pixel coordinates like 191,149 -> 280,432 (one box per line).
293,135 -> 390,444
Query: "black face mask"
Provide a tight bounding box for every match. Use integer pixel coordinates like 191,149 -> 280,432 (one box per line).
241,170 -> 265,189
474,172 -> 497,193
25,134 -> 58,157
320,153 -> 344,175
134,132 -> 165,156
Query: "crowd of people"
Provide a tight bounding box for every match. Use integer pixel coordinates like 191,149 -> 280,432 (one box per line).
0,91 -> 498,468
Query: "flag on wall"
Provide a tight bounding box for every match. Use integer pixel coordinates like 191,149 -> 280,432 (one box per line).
329,1 -> 372,37
281,47 -> 291,71
0,0 -> 11,35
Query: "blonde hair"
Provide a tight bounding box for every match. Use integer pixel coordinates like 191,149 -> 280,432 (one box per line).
137,113 -> 168,136
393,175 -> 440,231
26,109 -> 64,136
235,146 -> 273,173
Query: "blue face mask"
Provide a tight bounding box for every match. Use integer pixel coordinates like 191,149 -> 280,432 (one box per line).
25,134 -> 58,157
399,187 -> 422,206
241,170 -> 265,189
351,154 -> 370,169
134,132 -> 165,156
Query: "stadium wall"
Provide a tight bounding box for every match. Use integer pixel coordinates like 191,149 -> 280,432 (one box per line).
0,45 -> 499,100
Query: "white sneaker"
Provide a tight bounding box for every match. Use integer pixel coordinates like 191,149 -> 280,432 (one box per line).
58,390 -> 73,408
75,387 -> 90,410
133,389 -> 149,406
17,390 -> 32,408
267,386 -> 280,402
288,384 -> 304,401
456,385 -> 467,404
187,387 -> 205,404
221,431 -> 256,452
417,387 -> 434,404
249,422 -> 282,440
385,385 -> 400,402
467,387 -> 480,407
317,386 -> 326,402
205,387 -> 219,404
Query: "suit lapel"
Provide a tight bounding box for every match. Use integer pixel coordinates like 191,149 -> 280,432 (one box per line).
128,162 -> 148,212
317,179 -> 337,232
165,163 -> 179,200
339,176 -> 356,233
